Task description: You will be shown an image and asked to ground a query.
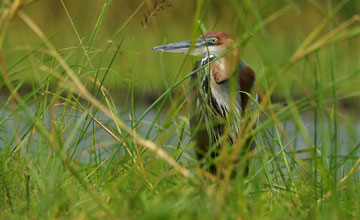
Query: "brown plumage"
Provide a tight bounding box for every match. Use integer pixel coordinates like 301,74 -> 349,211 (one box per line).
153,31 -> 257,177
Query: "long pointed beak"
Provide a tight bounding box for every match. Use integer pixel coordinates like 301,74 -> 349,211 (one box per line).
152,38 -> 206,56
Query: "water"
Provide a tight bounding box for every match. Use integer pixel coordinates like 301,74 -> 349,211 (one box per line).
1,104 -> 359,166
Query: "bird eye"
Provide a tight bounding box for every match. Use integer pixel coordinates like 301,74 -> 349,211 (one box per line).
209,39 -> 218,44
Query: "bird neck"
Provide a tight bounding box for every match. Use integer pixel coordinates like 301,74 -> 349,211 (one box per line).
223,46 -> 239,77
210,46 -> 239,84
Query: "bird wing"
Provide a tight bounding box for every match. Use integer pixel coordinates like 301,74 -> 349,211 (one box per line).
238,63 -> 257,154
238,64 -> 256,111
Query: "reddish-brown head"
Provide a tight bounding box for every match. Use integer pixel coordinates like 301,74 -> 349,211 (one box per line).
201,31 -> 238,57
152,31 -> 241,83
203,31 -> 235,46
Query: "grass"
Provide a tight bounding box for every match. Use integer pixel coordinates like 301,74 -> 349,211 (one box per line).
1,0 -> 360,219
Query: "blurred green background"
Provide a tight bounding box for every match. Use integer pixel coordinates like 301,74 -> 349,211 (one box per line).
1,1 -> 360,218
2,0 -> 360,109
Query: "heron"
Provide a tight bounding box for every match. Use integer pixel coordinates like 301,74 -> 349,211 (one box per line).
153,31 -> 257,177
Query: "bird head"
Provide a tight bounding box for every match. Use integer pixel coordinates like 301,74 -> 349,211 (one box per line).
152,31 -> 238,58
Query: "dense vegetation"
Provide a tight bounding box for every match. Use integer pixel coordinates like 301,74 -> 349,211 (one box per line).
1,0 -> 360,219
